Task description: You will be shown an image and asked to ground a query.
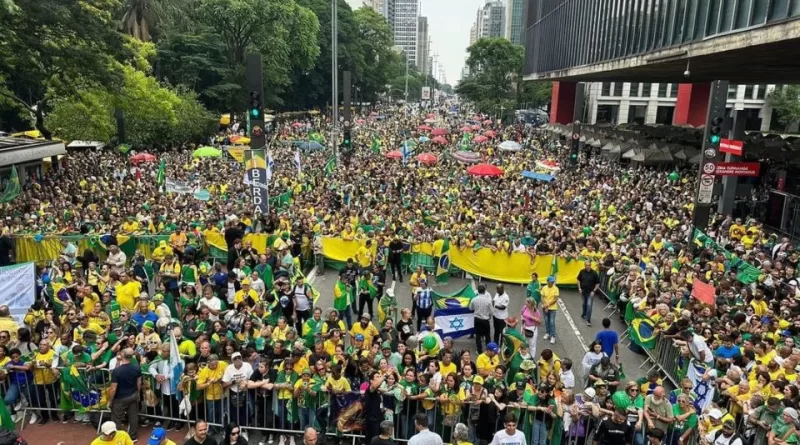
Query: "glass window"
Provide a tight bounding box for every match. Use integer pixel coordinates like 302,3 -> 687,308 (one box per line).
744,85 -> 754,100
630,82 -> 640,97
601,82 -> 611,96
668,84 -> 678,98
728,84 -> 738,99
642,83 -> 652,98
612,82 -> 623,96
657,83 -> 667,97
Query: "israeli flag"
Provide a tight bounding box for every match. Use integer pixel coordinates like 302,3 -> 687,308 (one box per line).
266,152 -> 275,181
294,149 -> 302,175
434,306 -> 475,339
401,139 -> 410,166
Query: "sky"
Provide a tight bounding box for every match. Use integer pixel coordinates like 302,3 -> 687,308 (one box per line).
345,0 -> 486,85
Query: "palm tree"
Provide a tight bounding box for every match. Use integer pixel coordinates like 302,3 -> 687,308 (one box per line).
120,0 -> 160,41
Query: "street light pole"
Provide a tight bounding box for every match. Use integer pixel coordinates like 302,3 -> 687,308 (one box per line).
331,0 -> 338,159
404,51 -> 409,107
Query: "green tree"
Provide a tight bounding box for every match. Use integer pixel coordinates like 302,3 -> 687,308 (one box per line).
456,38 -> 524,116
120,0 -> 160,41
0,0 -> 128,139
767,85 -> 800,131
517,81 -> 552,109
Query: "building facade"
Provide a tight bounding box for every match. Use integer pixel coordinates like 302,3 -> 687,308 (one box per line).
475,0 -> 505,40
391,0 -> 419,66
584,82 -> 780,132
417,16 -> 430,75
504,0 -> 524,45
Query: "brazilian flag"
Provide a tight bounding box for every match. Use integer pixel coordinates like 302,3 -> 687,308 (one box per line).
371,136 -> 381,154
0,165 -> 20,203
378,291 -> 397,326
431,285 -> 476,309
436,238 -> 450,283
628,312 -> 657,350
501,326 -> 527,380
333,280 -> 352,311
309,132 -> 325,144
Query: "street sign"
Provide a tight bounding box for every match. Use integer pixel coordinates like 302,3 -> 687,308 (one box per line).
715,162 -> 760,177
704,149 -> 716,159
698,174 -> 714,204
702,163 -> 716,174
572,133 -> 580,140
719,138 -> 744,156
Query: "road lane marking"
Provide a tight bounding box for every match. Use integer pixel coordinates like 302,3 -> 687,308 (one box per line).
557,299 -> 589,353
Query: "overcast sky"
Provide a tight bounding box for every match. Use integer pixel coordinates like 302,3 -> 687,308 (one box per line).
345,0 -> 486,85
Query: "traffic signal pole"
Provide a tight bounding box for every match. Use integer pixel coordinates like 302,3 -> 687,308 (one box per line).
691,80 -> 729,235
246,54 -> 265,150
331,0 -> 339,160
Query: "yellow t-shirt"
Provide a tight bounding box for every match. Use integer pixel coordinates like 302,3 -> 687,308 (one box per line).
439,362 -> 457,377
325,375 -> 352,393
81,292 -> 100,316
234,289 -> 258,305
750,300 -> 768,317
476,353 -> 499,376
33,350 -> 57,385
115,281 -> 142,312
541,285 -> 560,310
169,232 -> 187,249
350,323 -> 379,349
90,431 -> 135,445
197,362 -> 228,400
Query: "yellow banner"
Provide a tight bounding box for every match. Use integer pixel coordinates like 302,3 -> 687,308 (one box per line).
320,238 -> 582,285
227,148 -> 245,162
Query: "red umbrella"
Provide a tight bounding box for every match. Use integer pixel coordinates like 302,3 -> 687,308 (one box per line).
416,153 -> 438,165
460,126 -> 473,132
417,125 -> 433,131
432,136 -> 448,145
130,153 -> 156,164
467,163 -> 504,177
483,119 -> 493,125
471,125 -> 481,131
430,128 -> 449,136
473,135 -> 489,143
385,150 -> 403,159
427,113 -> 437,119
484,130 -> 497,138
356,119 -> 366,124
291,122 -> 305,128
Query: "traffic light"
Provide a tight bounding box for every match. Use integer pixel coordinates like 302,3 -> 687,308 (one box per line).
708,116 -> 724,146
343,128 -> 352,150
569,124 -> 580,166
249,91 -> 262,120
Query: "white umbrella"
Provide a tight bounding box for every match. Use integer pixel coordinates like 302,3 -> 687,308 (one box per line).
499,140 -> 522,151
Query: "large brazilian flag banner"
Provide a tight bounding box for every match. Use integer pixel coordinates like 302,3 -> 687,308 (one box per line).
627,308 -> 657,350
432,285 -> 476,338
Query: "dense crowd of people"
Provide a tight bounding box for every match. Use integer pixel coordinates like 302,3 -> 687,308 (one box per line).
0,103 -> 798,445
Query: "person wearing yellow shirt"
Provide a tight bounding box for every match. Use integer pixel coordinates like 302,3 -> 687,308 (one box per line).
92,421 -> 135,445
169,228 -> 188,261
78,284 -> 101,316
751,293 -> 768,317
150,240 -> 173,267
438,351 -> 457,376
120,217 -> 140,235
350,314 -> 379,349
325,363 -> 352,394
272,317 -> 291,342
355,240 -> 375,269
196,355 -> 227,426
541,276 -> 560,344
476,343 -> 500,377
649,234 -> 665,252
32,339 -> 58,423
234,279 -> 258,306
114,272 -> 142,312
729,218 -> 746,240
341,226 -> 355,241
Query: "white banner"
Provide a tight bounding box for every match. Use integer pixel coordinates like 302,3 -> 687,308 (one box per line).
0,263 -> 35,324
421,87 -> 431,100
165,179 -> 196,194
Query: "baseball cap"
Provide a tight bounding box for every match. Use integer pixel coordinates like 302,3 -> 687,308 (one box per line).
487,342 -> 499,353
708,409 -> 723,420
100,421 -> 117,435
361,313 -> 371,320
583,388 -> 596,399
231,352 -> 243,360
547,276 -> 556,283
355,334 -> 365,341
473,376 -> 484,385
381,341 -> 391,350
148,427 -> 167,445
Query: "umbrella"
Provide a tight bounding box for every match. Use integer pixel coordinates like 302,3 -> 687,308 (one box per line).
432,136 -> 448,145
451,151 -> 482,163
297,141 -> 324,150
417,125 -> 433,131
483,120 -> 493,125
291,122 -> 305,128
460,126 -> 473,133
229,136 -> 250,145
471,125 -> 481,131
424,118 -> 437,123
473,135 -> 489,143
418,136 -> 430,143
416,153 -> 438,165
467,163 -> 504,177
385,150 -> 403,159
484,130 -> 497,138
430,128 -> 449,136
499,141 -> 521,151
535,160 -> 561,172
427,113 -> 437,118
192,147 -> 222,158
356,119 -> 366,124
521,171 -> 554,182
130,153 -> 157,164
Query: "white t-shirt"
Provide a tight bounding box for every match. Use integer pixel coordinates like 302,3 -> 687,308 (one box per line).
489,429 -> 526,445
198,297 -> 222,321
222,362 -> 254,393
710,431 -> 743,445
689,334 -> 714,364
560,369 -> 575,389
493,292 -> 510,319
294,285 -> 311,312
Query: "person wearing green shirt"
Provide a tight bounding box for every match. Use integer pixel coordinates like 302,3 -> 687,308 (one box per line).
523,383 -> 560,445
770,408 -> 799,445
526,273 -> 542,305
672,394 -> 697,445
302,308 -> 323,349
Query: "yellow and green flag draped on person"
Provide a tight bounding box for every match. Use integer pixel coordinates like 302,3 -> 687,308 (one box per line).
436,238 -> 450,283
333,279 -> 353,311
0,165 -> 20,203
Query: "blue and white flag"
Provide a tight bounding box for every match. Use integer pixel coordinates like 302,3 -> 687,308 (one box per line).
266,152 -> 275,181
401,139 -> 411,166
294,149 -> 302,176
169,331 -> 185,399
686,359 -> 715,412
431,285 -> 477,339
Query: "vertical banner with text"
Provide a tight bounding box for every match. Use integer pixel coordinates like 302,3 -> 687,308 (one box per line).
244,149 -> 269,214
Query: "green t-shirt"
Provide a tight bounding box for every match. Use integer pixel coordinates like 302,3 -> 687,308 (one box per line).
672,404 -> 697,435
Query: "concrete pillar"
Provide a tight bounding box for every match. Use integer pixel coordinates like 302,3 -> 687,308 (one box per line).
550,81 -> 577,124
717,110 -> 747,215
673,83 -> 711,126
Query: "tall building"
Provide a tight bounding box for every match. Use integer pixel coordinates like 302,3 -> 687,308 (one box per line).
474,1 -> 505,40
469,23 -> 478,45
504,0 -> 524,44
417,16 -> 430,75
367,0 -> 395,33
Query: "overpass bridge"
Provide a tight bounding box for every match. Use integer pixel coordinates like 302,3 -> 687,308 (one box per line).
522,0 -> 800,125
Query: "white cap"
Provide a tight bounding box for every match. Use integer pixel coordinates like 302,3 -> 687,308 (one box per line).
101,421 -> 117,435
583,388 -> 596,399
708,409 -> 723,420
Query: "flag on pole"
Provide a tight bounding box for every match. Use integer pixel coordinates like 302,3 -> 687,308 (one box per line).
169,331 -> 185,398
436,238 -> 450,283
432,285 -> 477,338
550,255 -> 559,278
0,165 -> 20,203
324,157 -> 336,176
155,159 -> 166,187
371,136 -> 381,154
401,139 -> 411,166
266,152 -> 275,181
294,149 -> 302,176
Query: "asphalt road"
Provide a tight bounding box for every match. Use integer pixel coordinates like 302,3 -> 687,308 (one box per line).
308,269 -> 648,385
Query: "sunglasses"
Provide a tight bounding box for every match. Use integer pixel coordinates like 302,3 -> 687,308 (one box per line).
231,431 -> 240,436
68,313 -> 76,316
628,388 -> 639,392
